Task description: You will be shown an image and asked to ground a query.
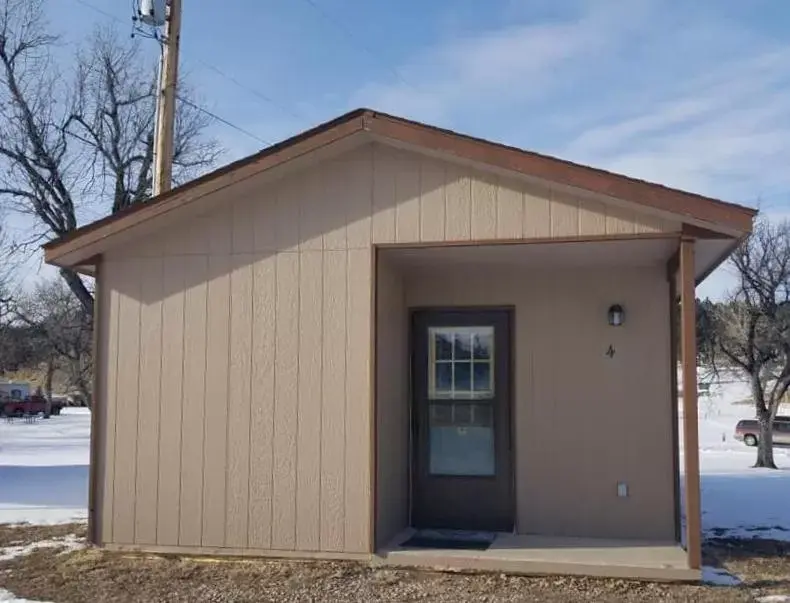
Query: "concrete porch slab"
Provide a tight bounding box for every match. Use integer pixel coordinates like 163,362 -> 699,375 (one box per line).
374,530 -> 700,582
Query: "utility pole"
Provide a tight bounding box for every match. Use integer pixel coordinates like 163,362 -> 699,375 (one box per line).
153,0 -> 182,196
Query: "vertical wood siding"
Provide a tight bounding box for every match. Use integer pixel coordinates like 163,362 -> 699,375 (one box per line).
97,142 -> 679,553
374,253 -> 409,547
403,265 -> 675,542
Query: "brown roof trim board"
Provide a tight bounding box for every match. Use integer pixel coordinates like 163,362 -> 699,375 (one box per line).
44,108 -> 757,266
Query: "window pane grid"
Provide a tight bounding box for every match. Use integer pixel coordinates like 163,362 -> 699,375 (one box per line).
429,327 -> 494,400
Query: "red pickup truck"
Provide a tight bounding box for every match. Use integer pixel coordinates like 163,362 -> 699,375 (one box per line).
0,394 -> 64,417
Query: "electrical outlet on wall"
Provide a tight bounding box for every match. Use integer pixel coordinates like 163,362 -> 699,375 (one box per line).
617,482 -> 629,498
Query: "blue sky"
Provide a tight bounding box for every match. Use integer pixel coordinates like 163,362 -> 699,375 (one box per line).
14,0 -> 790,297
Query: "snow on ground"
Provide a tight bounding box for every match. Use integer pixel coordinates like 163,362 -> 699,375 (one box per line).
0,408 -> 89,525
0,534 -> 85,562
0,589 -> 52,603
681,373 -> 790,541
700,566 -> 742,586
0,380 -> 788,545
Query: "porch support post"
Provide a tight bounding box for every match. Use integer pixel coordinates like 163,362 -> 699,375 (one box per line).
679,237 -> 702,570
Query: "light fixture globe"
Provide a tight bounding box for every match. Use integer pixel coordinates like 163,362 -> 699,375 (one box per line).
608,304 -> 625,327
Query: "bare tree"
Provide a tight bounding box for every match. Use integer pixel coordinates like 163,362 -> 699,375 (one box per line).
11,279 -> 94,411
0,0 -> 221,314
0,225 -> 11,317
713,219 -> 790,469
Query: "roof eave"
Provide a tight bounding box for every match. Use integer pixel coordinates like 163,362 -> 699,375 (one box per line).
44,108 -> 757,269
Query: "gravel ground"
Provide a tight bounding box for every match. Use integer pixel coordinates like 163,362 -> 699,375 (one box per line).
1,525 -> 788,602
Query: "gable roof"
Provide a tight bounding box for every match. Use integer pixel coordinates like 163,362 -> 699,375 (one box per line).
44,108 -> 757,268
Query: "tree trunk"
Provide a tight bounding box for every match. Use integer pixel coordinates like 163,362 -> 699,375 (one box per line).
44,356 -> 54,418
59,268 -> 94,316
755,411 -> 777,469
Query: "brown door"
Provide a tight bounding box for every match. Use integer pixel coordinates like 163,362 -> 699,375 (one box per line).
411,308 -> 513,532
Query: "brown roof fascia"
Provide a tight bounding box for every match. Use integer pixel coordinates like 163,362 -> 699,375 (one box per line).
44,107 -> 757,266
364,111 -> 757,233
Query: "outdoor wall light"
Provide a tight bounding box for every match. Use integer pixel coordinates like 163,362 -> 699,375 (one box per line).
608,304 -> 625,327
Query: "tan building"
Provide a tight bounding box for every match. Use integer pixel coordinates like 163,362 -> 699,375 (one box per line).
45,109 -> 756,581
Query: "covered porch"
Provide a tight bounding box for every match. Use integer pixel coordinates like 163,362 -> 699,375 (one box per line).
374,233 -> 713,581
375,530 -> 695,581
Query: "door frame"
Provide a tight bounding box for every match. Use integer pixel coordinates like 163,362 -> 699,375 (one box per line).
407,305 -> 516,532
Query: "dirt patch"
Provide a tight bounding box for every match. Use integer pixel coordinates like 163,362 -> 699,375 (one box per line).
706,538 -> 790,600
0,523 -> 86,548
0,527 -> 786,602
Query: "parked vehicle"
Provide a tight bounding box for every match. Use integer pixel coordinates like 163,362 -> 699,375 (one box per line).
735,416 -> 790,447
0,392 -> 64,417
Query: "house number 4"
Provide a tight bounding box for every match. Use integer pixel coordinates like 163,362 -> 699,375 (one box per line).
606,345 -> 616,358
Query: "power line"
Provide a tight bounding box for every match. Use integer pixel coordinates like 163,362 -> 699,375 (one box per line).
297,0 -> 416,91
72,0 -> 127,25
191,57 -> 306,122
177,96 -> 272,146
69,0 -> 275,146
70,0 -> 299,124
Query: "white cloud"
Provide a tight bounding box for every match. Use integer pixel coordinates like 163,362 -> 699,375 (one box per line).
562,47 -> 790,202
352,0 -> 654,125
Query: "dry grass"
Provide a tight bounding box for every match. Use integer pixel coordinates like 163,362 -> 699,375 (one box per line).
1,525 -> 788,602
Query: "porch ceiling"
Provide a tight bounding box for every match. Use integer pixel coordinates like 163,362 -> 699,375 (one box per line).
384,238 -> 675,270
381,236 -> 732,284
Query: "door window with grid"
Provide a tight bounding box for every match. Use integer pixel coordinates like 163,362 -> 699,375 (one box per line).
427,326 -> 495,475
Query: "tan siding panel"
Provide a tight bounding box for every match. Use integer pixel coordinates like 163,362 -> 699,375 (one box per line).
254,191 -> 278,251
497,180 -> 524,239
578,197 -> 608,236
344,249 -> 371,553
420,159 -> 446,243
208,210 -> 233,256
299,167 -> 325,252
323,159 -> 348,250
346,149 -> 373,249
374,254 -> 408,547
635,214 -> 672,233
372,145 -> 396,244
606,205 -> 638,235
161,214 -> 209,256
233,198 -> 256,253
248,252 -> 277,549
202,255 -> 231,547
320,250 -> 347,551
179,256 -> 208,547
523,181 -> 551,238
275,183 -> 301,252
100,273 -> 121,544
471,172 -> 497,240
272,252 -> 299,550
296,251 -> 323,550
550,189 -> 580,237
395,152 -> 421,243
444,164 -> 472,241
156,257 -> 185,546
134,258 -> 163,545
112,261 -> 141,544
92,270 -> 110,545
226,255 -> 254,548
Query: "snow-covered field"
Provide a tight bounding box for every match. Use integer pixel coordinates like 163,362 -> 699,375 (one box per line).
684,376 -> 790,541
0,382 -> 788,538
0,408 -> 89,525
